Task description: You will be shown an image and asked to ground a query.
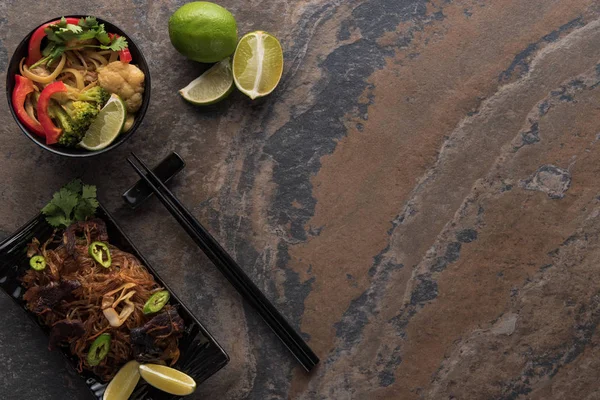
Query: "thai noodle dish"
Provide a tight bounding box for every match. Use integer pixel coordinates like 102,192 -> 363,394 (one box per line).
12,16 -> 145,149
23,218 -> 184,381
17,181 -> 200,399
22,180 -> 184,382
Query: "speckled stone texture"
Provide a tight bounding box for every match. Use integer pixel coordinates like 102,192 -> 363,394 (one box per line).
2,1 -> 600,399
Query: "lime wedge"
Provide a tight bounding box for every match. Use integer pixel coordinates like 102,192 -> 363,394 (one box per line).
179,58 -> 234,105
79,94 -> 127,151
103,360 -> 140,400
138,364 -> 196,396
232,31 -> 283,99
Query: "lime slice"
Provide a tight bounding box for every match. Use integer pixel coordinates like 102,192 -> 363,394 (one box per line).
138,364 -> 196,396
103,360 -> 140,400
179,58 -> 234,105
232,31 -> 283,99
79,94 -> 127,151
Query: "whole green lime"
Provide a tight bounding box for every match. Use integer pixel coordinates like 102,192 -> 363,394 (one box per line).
169,2 -> 238,63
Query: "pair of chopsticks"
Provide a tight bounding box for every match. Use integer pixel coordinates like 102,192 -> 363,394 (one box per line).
127,152 -> 319,372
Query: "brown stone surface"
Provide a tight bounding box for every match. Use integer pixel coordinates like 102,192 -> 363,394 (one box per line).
1,1 -> 600,399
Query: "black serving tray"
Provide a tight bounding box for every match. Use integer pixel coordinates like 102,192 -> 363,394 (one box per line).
0,204 -> 229,399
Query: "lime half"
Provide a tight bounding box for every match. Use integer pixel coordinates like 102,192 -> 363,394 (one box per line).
138,364 -> 196,396
79,94 -> 127,151
103,360 -> 140,400
232,31 -> 283,99
179,58 -> 234,105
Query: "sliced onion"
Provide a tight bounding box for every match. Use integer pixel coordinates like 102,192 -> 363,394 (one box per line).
88,57 -> 102,70
86,52 -> 108,67
60,68 -> 85,90
73,50 -> 88,71
21,54 -> 66,84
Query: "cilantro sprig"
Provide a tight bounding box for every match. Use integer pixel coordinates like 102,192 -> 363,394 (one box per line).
32,16 -> 128,69
41,179 -> 99,228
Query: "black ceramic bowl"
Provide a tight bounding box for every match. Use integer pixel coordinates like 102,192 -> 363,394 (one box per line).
5,16 -> 151,157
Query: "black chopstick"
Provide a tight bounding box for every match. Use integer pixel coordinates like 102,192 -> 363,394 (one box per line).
127,153 -> 320,372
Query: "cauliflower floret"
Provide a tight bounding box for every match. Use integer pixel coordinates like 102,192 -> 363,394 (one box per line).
97,61 -> 145,113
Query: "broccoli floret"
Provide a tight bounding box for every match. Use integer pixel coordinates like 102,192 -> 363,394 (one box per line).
77,86 -> 110,107
67,101 -> 99,138
50,104 -> 79,147
48,86 -> 108,147
50,100 -> 99,147
65,101 -> 99,131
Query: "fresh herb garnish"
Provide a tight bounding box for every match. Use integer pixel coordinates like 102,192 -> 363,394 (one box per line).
31,16 -> 128,69
41,179 -> 99,228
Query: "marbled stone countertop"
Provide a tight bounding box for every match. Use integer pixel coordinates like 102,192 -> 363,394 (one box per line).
2,1 -> 600,399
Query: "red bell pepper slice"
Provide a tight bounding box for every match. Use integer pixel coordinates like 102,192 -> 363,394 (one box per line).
108,33 -> 132,63
37,81 -> 67,145
119,48 -> 133,63
26,17 -> 80,66
12,75 -> 45,137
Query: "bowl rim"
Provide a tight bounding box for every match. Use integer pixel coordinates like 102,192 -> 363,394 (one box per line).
5,15 -> 151,158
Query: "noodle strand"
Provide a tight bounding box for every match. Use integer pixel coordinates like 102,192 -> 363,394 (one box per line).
60,68 -> 85,90
87,57 -> 102,70
73,50 -> 88,71
86,52 -> 108,67
21,54 -> 67,84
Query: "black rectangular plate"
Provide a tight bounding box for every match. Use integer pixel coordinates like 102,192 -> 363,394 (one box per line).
0,204 -> 229,399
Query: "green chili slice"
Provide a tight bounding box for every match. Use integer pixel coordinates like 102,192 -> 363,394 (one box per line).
143,290 -> 170,314
87,333 -> 111,366
29,255 -> 46,271
89,241 -> 111,268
